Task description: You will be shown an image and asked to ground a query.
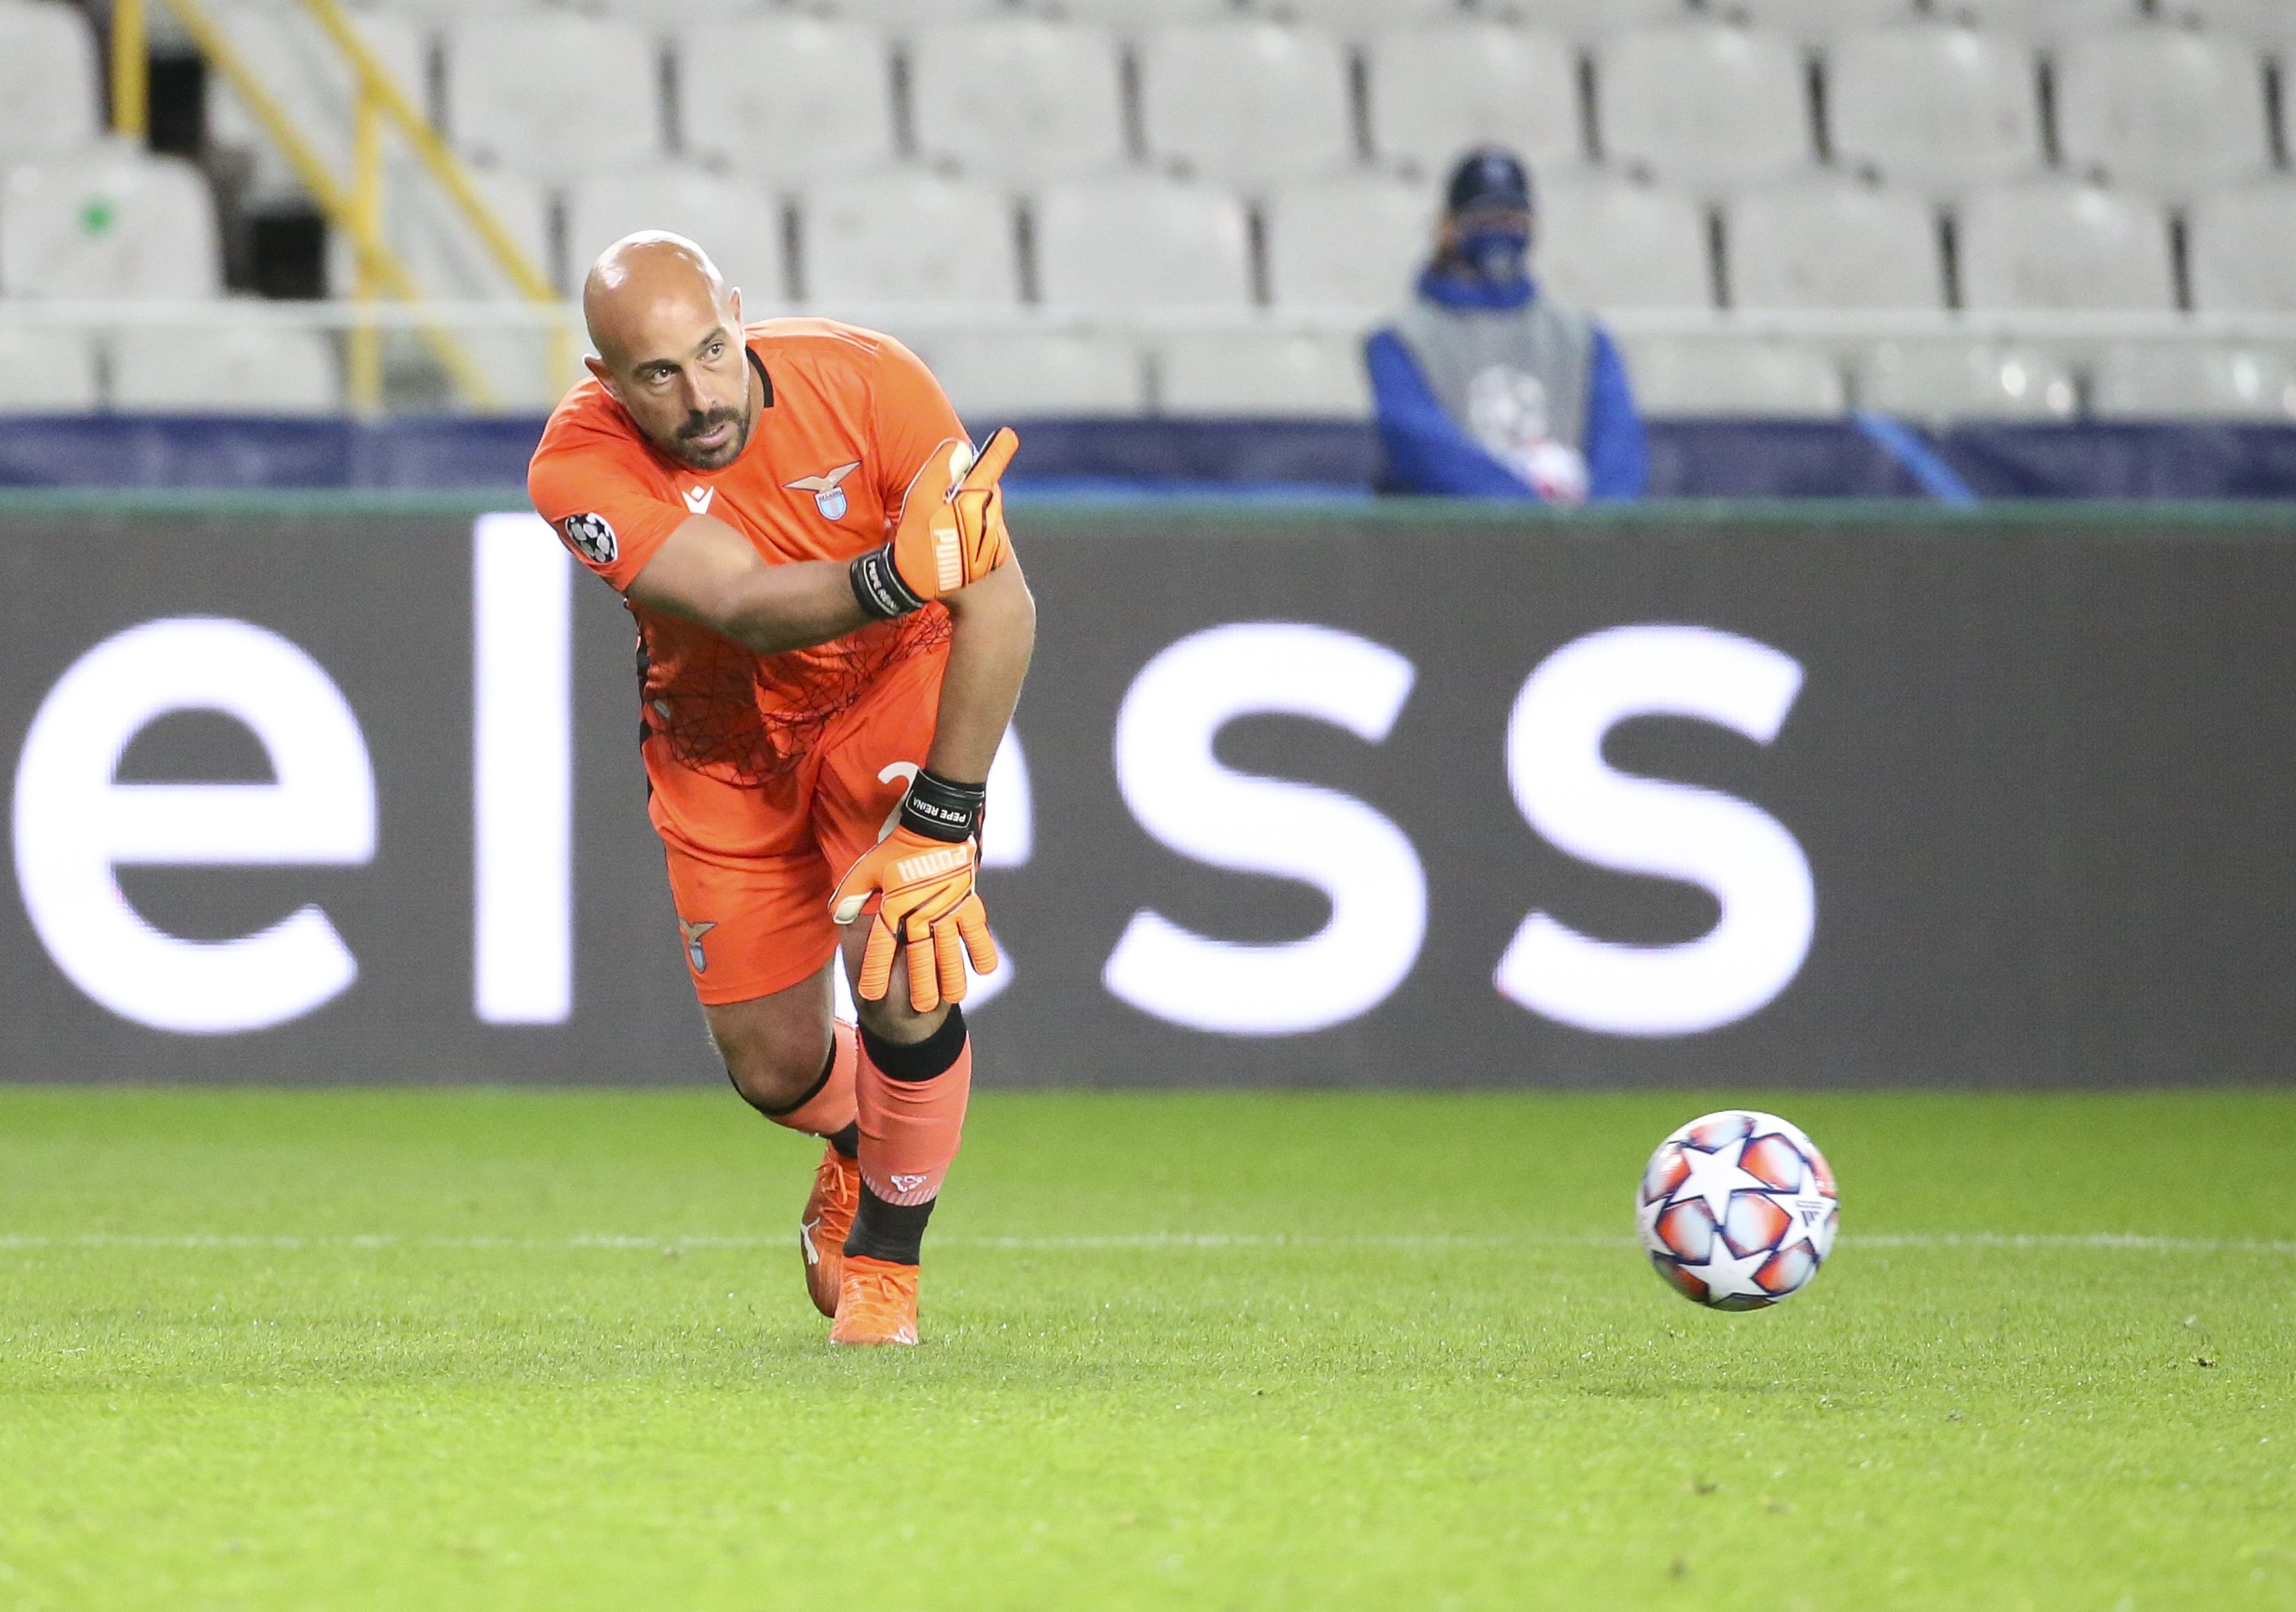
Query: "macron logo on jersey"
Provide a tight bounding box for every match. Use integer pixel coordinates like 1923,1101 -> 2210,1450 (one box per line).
786,461 -> 862,523
682,486 -> 715,515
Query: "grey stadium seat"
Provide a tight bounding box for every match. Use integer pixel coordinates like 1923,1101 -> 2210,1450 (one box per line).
2091,342 -> 2296,419
1597,25 -> 1815,189
0,327 -> 98,411
1363,24 -> 1584,178
206,1 -> 427,210
0,152 -> 221,298
2186,185 -> 2296,313
1262,175 -> 1434,307
1938,0 -> 2144,40
828,0 -> 1020,23
1621,334 -> 1848,417
1136,21 -> 1356,186
111,324 -> 342,414
1727,183 -> 1944,309
1826,26 -> 2046,192
446,14 -> 662,180
1480,0 -> 1691,41
799,174 -> 1019,306
1858,339 -> 2079,420
1156,330 -> 1371,416
1253,0 -> 1468,37
1034,175 -> 1253,309
1725,0 -> 1925,40
910,329 -> 1148,419
908,19 -> 1128,185
1033,0 -> 1242,28
2162,0 -> 2296,49
678,16 -> 898,184
1956,182 -> 2173,311
1535,180 -> 1713,310
2053,30 -> 2273,193
0,2 -> 102,163
564,168 -> 785,306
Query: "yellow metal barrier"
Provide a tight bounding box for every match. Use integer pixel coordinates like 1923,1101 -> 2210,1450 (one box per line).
107,0 -> 573,412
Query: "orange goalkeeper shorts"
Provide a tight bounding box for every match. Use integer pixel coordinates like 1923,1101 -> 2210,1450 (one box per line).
647,645 -> 947,1006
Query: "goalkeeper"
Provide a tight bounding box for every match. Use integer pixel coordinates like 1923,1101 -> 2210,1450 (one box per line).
528,234 -> 1035,1347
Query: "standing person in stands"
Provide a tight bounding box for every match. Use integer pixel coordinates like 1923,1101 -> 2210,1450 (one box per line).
529,234 -> 1034,1347
1365,147 -> 1649,502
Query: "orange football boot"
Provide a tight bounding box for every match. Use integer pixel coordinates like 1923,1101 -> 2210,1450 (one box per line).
799,1144 -> 861,1319
828,1255 -> 920,1346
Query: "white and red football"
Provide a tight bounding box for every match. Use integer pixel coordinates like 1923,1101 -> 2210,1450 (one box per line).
1637,1110 -> 1839,1310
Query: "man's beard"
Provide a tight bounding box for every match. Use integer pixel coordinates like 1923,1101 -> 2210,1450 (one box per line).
668,403 -> 749,470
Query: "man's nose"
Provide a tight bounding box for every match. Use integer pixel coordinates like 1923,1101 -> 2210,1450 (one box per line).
679,370 -> 714,416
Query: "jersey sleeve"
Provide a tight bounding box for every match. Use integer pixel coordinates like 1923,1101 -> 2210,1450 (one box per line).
527,435 -> 691,593
867,335 -> 972,524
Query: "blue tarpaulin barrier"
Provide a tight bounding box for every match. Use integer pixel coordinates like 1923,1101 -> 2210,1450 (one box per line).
0,413 -> 2289,500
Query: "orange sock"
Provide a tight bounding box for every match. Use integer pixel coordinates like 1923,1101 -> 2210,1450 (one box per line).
766,1019 -> 858,1141
855,1010 -> 971,1209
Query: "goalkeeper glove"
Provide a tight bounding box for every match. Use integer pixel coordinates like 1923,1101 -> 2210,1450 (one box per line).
829,770 -> 999,1014
848,427 -> 1019,620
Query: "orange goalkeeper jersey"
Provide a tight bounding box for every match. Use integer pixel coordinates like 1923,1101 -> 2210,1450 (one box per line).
528,319 -> 963,787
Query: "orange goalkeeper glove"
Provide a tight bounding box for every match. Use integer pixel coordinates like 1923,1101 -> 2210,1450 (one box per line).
848,427 -> 1020,620
829,770 -> 999,1014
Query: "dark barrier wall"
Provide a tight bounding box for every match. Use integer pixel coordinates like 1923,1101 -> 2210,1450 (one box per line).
4,499 -> 2295,1088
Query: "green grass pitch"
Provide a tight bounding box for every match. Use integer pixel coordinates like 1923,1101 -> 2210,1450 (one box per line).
0,1088 -> 2290,1611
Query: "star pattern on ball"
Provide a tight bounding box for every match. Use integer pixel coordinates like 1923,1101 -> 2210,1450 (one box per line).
1766,1162 -> 1834,1256
1676,1239 -> 1773,1305
1665,1134 -> 1773,1224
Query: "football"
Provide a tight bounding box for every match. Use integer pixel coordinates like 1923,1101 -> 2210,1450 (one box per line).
1637,1110 -> 1840,1310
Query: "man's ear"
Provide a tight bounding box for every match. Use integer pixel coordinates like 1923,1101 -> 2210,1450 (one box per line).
584,352 -> 614,396
728,286 -> 743,329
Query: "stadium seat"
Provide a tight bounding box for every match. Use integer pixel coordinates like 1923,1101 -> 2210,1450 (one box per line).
0,2 -> 102,163
2187,185 -> 2296,312
1957,183 -> 2174,310
0,152 -> 221,299
822,0 -> 1016,22
1596,25 -> 1816,189
1362,24 -> 1584,179
2053,30 -> 2273,192
1826,26 -> 2046,193
912,329 -> 1148,417
2162,0 -> 2296,48
1858,338 -> 2079,419
1722,0 -> 1924,39
110,323 -> 343,414
1252,0 -> 1467,36
205,1 -> 428,209
1034,175 -> 1253,308
1620,334 -> 1848,416
1156,329 -> 1371,415
1939,0 -> 2144,40
1534,180 -> 1712,310
564,168 -> 785,304
677,16 -> 897,184
799,173 -> 1018,306
0,326 -> 98,411
907,19 -> 1127,184
445,14 -> 663,179
1031,0 -> 1239,26
1136,21 -> 1355,187
1480,0 -> 1692,39
1262,175 -> 1431,307
2090,341 -> 2296,418
1726,182 -> 1944,309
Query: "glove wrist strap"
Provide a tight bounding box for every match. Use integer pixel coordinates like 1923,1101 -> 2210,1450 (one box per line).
899,768 -> 984,843
850,544 -> 925,620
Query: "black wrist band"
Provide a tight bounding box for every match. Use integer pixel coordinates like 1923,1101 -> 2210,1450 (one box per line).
899,767 -> 986,843
849,545 -> 925,620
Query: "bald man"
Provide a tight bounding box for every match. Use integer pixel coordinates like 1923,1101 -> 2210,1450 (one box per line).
528,234 -> 1036,1346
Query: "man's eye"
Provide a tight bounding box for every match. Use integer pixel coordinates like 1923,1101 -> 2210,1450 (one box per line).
706,343 -> 725,358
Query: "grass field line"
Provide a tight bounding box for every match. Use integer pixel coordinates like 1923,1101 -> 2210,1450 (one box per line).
1,1230 -> 2292,1255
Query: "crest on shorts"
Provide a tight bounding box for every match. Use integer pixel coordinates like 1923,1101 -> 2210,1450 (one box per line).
785,461 -> 861,522
561,511 -> 617,565
678,919 -> 717,974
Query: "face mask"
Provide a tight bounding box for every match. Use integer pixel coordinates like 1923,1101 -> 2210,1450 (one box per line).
1457,222 -> 1530,286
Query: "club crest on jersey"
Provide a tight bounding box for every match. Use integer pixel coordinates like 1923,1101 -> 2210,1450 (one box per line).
561,511 -> 617,565
784,461 -> 862,522
678,919 -> 717,974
